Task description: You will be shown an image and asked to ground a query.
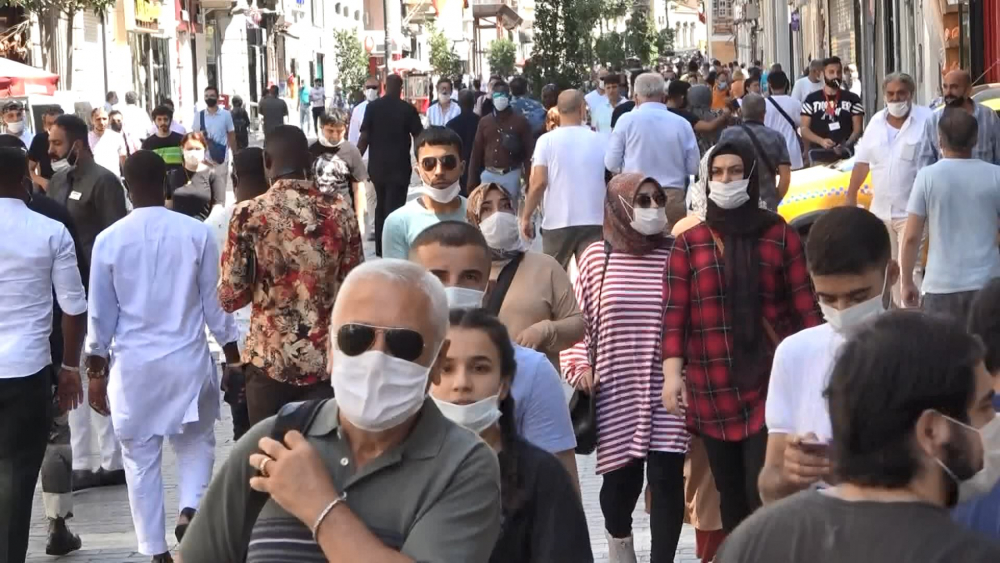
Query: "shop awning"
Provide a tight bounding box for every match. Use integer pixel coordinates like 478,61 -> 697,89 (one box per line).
0,57 -> 59,96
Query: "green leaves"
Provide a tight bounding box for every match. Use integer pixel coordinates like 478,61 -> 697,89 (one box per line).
331,29 -> 370,100
487,37 -> 516,78
3,0 -> 116,17
428,25 -> 463,78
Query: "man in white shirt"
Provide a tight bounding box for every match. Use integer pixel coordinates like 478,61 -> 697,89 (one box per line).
790,59 -> 824,104
121,91 -> 152,144
846,72 -> 931,303
3,100 -> 34,148
606,72 -> 700,228
764,70 -> 805,170
88,107 -> 126,177
759,207 -> 896,504
427,77 -> 461,127
349,76 -> 380,238
0,146 -> 87,563
85,150 -> 240,562
521,89 -> 607,271
591,73 -> 626,137
584,67 -> 610,112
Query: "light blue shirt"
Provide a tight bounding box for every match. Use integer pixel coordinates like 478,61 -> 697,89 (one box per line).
381,197 -> 468,259
907,158 -> 1000,294
191,107 -> 235,150
511,344 -> 576,454
605,101 -> 700,190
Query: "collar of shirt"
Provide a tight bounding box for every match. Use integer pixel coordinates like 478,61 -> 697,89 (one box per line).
269,178 -> 319,193
637,101 -> 669,113
0,197 -> 28,211
309,398 -> 450,463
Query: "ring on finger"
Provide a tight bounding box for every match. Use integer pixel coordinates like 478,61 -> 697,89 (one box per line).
259,457 -> 272,477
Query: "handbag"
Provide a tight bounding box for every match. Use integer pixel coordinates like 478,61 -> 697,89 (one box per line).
484,252 -> 524,315
199,110 -> 229,164
569,241 -> 612,455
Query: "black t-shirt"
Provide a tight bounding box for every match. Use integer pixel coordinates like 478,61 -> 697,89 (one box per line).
669,107 -> 701,128
167,167 -> 226,221
28,131 -> 53,179
489,438 -> 594,563
801,89 -> 864,146
716,490 -> 1000,563
359,96 -> 423,184
611,101 -> 635,129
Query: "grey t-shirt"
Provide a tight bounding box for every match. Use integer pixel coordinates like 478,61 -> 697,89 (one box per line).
906,158 -> 1000,294
719,122 -> 791,210
716,490 -> 1000,563
258,96 -> 289,136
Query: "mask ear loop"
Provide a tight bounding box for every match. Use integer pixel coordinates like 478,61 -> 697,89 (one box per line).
618,194 -> 636,222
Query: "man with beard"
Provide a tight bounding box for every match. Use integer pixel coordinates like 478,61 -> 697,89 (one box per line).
800,56 -> 864,165
717,311 -> 1000,563
917,70 -> 1000,167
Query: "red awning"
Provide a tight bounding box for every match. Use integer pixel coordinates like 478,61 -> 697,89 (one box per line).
0,57 -> 59,96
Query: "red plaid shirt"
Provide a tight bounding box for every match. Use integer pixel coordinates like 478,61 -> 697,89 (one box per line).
662,221 -> 820,441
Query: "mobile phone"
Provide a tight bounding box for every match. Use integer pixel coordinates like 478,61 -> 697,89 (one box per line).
799,440 -> 830,456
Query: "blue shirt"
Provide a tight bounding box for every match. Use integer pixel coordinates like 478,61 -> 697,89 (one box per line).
381,197 -> 468,259
511,344 -> 576,454
191,108 -> 236,150
952,396 -> 1000,539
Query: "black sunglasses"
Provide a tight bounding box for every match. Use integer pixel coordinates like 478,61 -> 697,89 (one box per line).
336,323 -> 426,362
635,192 -> 667,208
420,155 -> 459,172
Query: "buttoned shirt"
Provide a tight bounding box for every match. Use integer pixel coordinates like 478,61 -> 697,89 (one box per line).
86,207 -> 238,439
855,105 -> 933,221
917,101 -> 1000,168
605,102 -> 700,189
218,179 -> 364,386
427,100 -> 461,127
467,109 -> 535,189
0,198 -> 87,379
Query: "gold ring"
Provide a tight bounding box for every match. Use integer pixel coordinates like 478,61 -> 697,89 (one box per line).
259,457 -> 271,477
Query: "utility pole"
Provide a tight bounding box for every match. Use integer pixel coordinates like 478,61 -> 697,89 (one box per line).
383,0 -> 391,74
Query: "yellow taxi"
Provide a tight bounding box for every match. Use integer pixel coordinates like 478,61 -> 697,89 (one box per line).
777,157 -> 872,237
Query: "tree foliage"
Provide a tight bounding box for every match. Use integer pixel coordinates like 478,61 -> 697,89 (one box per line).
655,27 -> 676,57
331,29 -> 369,100
529,0 -> 603,92
428,25 -> 463,79
594,31 -> 627,71
624,3 -> 657,67
487,37 -> 516,78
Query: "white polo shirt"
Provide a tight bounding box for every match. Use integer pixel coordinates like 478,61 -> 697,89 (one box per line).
854,105 -> 933,221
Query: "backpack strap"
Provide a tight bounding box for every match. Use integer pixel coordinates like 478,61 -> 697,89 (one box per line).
485,252 -> 524,315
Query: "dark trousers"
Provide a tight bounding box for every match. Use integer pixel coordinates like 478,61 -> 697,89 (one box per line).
0,367 -> 53,563
245,365 -> 335,426
373,179 -> 411,257
230,401 -> 251,442
600,452 -> 686,563
541,225 -> 604,272
922,290 -> 979,326
312,107 -> 324,135
701,430 -> 768,533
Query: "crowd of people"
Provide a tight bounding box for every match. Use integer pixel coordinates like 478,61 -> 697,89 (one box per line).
4,50 -> 1000,563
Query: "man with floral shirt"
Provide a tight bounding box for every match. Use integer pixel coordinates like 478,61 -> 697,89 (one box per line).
218,125 -> 364,424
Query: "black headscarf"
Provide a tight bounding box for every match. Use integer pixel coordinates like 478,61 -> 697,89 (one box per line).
705,140 -> 783,390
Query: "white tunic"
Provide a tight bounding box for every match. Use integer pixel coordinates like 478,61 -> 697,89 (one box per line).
86,206 -> 239,440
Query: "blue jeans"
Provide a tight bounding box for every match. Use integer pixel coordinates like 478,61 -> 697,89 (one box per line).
481,168 -> 522,202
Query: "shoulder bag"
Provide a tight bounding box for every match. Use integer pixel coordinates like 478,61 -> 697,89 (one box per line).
739,124 -> 777,174
568,241 -> 612,455
199,110 -> 229,164
766,96 -> 805,152
485,253 -> 525,316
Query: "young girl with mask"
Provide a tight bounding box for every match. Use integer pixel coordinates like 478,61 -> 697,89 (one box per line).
465,182 -> 584,369
662,139 -> 821,533
562,173 -> 690,563
166,131 -> 227,221
431,308 -> 593,562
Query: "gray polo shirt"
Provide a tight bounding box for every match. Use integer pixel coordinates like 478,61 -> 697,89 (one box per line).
718,121 -> 791,210
179,398 -> 501,563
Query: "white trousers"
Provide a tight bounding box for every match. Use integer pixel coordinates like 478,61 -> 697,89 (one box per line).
119,414 -> 216,555
69,369 -> 122,471
886,217 -> 925,305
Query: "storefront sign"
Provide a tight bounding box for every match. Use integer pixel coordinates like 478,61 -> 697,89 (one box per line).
135,0 -> 161,30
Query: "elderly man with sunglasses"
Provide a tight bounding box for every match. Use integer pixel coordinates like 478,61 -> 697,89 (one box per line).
180,259 -> 502,563
381,127 -> 468,259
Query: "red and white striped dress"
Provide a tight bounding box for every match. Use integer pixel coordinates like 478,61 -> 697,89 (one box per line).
561,241 -> 690,475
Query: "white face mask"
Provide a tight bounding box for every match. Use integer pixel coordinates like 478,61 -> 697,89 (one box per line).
51,158 -> 72,173
707,178 -> 751,209
318,135 -> 343,148
330,349 -> 432,432
886,100 -> 911,118
365,88 -> 379,102
417,181 -> 461,204
959,413 -> 1000,502
492,96 -> 510,112
183,148 -> 205,169
432,395 -> 502,434
479,212 -> 521,251
444,286 -> 485,309
819,269 -> 889,333
6,120 -> 24,134
631,207 -> 668,235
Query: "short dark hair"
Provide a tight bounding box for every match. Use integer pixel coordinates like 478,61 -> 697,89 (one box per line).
745,75 -> 760,89
688,60 -> 699,73
667,79 -> 691,100
319,110 -> 348,128
0,146 -> 27,186
413,126 -> 463,159
232,95 -> 244,107
123,150 -> 167,196
42,106 -> 64,118
509,76 -> 528,96
108,109 -> 123,120
106,91 -> 117,102
161,98 -> 175,110
969,278 -> 1000,373
436,77 -> 453,89
826,311 -> 984,488
54,114 -> 89,148
269,85 -> 280,96
409,220 -> 490,262
204,85 -> 219,96
767,70 -> 790,92
806,207 -> 891,276
386,74 -> 404,94
491,79 -> 509,93
233,147 -> 268,201
264,124 -> 311,169
151,105 -> 174,121
939,107 -> 979,152
823,56 -> 843,69
458,88 -> 477,111
125,91 -> 138,105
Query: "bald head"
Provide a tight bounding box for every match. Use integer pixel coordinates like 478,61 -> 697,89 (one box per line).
557,89 -> 585,125
741,93 -> 766,122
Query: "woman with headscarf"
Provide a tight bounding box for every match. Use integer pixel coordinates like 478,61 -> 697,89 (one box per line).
562,173 -> 690,563
661,140 -> 821,535
466,182 -> 584,369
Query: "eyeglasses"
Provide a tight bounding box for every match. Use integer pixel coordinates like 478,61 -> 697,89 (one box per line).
635,192 -> 667,208
420,155 -> 459,172
336,323 -> 425,362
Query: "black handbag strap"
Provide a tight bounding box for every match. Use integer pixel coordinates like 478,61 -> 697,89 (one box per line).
485,252 -> 524,315
766,96 -> 803,147
588,241 -> 612,369
740,124 -> 776,173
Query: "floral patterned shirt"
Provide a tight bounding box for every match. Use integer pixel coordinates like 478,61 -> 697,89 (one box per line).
218,179 -> 364,385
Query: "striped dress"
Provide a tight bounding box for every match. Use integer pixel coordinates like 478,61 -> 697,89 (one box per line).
561,241 -> 690,475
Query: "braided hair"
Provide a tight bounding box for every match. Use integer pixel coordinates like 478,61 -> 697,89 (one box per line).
447,308 -> 526,512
